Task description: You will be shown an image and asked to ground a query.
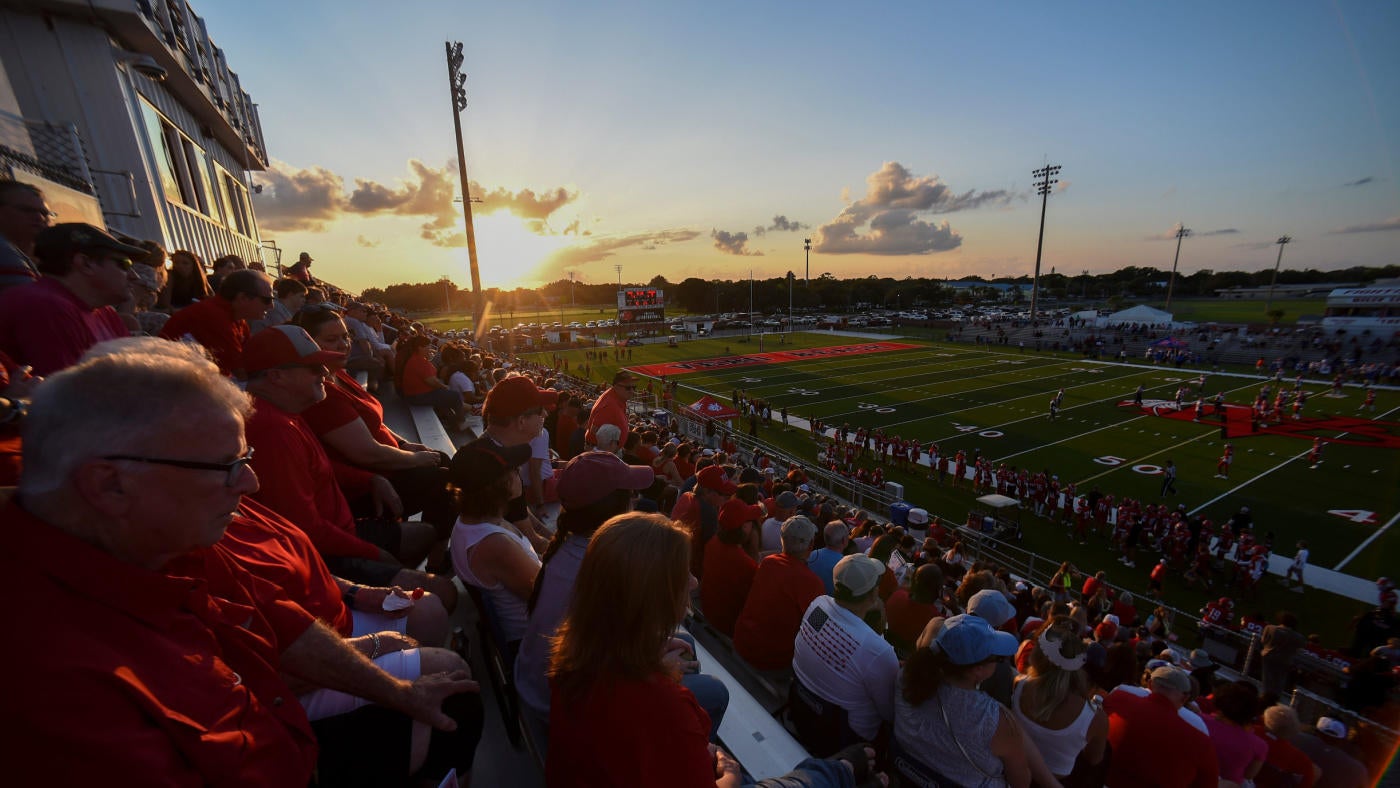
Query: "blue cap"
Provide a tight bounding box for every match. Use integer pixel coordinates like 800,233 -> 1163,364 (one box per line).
931,614 -> 1019,666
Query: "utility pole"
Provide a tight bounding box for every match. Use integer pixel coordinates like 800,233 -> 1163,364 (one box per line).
787,270 -> 794,337
803,238 -> 811,286
1165,224 -> 1191,313
445,42 -> 484,332
748,269 -> 754,341
1029,163 -> 1060,324
1265,235 -> 1292,314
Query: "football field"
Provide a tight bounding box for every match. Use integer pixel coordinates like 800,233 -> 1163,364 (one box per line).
529,332 -> 1400,638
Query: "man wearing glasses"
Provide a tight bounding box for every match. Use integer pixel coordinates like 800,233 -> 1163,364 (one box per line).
0,180 -> 51,291
5,339 -> 480,785
160,268 -> 274,376
0,222 -> 139,376
584,369 -> 637,449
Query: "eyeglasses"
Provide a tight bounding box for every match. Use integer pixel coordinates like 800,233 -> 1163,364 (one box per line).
103,447 -> 255,487
87,252 -> 134,271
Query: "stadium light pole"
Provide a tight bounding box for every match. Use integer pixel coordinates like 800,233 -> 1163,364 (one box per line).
444,42 -> 484,333
1029,163 -> 1060,325
1165,224 -> 1191,313
787,270 -> 794,336
748,269 -> 754,341
1265,235 -> 1292,314
614,264 -> 622,347
803,238 -> 811,287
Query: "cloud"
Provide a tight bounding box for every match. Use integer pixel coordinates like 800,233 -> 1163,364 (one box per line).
1328,216 -> 1400,234
811,162 -> 1008,255
355,235 -> 380,248
751,215 -> 809,236
1343,176 -> 1375,187
1197,228 -> 1239,237
1055,180 -> 1072,193
711,229 -> 762,256
545,229 -> 702,268
252,159 -> 578,244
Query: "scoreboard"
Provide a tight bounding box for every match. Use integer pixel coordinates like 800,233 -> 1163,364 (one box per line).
618,288 -> 665,325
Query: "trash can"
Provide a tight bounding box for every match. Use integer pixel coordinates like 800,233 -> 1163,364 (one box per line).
889,501 -> 911,526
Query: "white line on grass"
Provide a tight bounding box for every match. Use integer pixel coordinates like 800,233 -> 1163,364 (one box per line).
993,416 -> 1148,463
1076,431 -> 1217,485
1334,510 -> 1400,571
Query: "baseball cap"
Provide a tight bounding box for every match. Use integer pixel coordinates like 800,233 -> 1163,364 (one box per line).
833,554 -> 884,597
718,499 -> 766,532
1149,665 -> 1192,693
1094,620 -> 1119,642
555,451 -> 654,509
775,491 -> 800,509
449,440 -> 531,488
931,613 -> 1019,666
907,507 -> 930,526
1187,649 -> 1213,668
1315,716 -> 1348,739
967,589 -> 1016,628
780,515 -> 817,548
299,251 -> 314,262
34,222 -> 146,267
613,370 -> 637,385
483,376 -> 558,420
695,465 -> 737,495
241,325 -> 345,374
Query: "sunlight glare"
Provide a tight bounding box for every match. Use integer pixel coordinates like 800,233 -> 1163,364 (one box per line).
463,212 -> 572,289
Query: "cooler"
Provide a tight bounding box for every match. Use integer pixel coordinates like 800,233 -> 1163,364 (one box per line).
889,501 -> 911,526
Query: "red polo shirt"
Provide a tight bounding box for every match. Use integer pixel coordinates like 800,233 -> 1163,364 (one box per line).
159,295 -> 248,376
1104,687 -> 1218,788
4,501 -> 318,786
732,553 -> 825,670
885,589 -> 943,651
245,396 -> 381,561
212,497 -> 353,636
399,353 -> 437,397
0,276 -> 128,375
699,537 -> 756,638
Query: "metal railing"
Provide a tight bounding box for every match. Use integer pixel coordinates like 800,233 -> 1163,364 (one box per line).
0,109 -> 96,195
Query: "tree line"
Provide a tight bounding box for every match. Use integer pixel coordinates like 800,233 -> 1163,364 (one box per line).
359,264 -> 1399,316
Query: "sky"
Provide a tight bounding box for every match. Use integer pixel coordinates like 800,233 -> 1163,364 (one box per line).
197,0 -> 1400,294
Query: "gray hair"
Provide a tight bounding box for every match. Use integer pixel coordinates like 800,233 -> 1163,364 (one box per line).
595,423 -> 622,448
20,337 -> 250,494
824,520 -> 850,546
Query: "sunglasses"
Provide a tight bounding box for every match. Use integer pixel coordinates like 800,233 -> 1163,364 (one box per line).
89,252 -> 134,271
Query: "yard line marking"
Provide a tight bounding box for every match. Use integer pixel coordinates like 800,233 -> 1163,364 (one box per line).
1334,510 -> 1400,571
1075,431 -> 1216,485
992,416 -> 1148,462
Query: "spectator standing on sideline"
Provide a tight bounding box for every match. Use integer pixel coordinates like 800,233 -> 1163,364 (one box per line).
0,223 -> 137,375
1259,611 -> 1307,695
159,269 -> 273,376
0,180 -> 48,290
585,369 -> 636,447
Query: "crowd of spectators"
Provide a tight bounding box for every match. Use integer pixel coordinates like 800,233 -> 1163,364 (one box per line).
0,183 -> 1395,786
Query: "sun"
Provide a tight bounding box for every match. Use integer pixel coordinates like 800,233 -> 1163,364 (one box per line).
466,212 -> 572,289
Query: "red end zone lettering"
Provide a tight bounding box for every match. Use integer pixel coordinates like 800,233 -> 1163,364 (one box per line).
1116,400 -> 1400,449
628,342 -> 921,377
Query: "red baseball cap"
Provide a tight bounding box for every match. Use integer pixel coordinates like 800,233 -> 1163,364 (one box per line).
718,499 -> 766,531
241,325 -> 344,375
556,451 -> 654,509
483,375 -> 559,420
695,465 -> 737,495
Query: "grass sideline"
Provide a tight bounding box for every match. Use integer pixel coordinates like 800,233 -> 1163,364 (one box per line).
1142,298 -> 1327,326
525,333 -> 1399,647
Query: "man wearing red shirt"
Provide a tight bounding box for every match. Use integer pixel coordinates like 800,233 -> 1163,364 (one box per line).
733,516 -> 825,671
1253,705 -> 1319,788
700,499 -> 763,637
160,268 -> 273,376
1103,666 -> 1219,787
0,222 -> 136,375
585,369 -> 635,446
241,325 -> 454,607
5,339 -> 476,786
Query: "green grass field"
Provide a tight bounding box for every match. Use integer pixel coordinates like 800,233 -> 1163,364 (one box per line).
526,333 -> 1400,645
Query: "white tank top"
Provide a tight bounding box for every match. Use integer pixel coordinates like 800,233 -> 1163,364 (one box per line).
1010,679 -> 1095,777
450,519 -> 540,643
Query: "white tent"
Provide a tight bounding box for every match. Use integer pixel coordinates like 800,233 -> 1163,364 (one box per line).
1098,304 -> 1174,326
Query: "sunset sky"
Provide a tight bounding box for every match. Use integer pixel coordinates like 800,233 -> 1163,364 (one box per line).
198,1 -> 1400,294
